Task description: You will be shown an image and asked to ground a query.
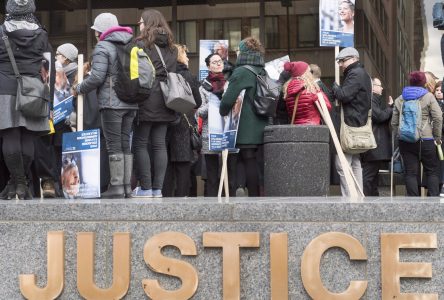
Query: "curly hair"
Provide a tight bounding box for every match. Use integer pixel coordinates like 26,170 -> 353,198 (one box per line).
138,9 -> 174,49
241,37 -> 265,54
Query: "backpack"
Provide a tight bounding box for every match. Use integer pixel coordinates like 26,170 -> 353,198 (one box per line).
113,41 -> 155,104
398,97 -> 424,143
242,65 -> 281,118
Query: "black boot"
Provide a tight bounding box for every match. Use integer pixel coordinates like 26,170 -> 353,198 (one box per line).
3,153 -> 32,200
123,154 -> 133,198
101,153 -> 124,199
0,179 -> 16,200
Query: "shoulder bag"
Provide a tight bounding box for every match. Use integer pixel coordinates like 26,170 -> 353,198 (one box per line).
183,114 -> 202,151
1,27 -> 49,118
154,45 -> 196,114
339,104 -> 377,154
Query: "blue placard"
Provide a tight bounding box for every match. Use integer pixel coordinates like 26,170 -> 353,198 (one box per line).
53,96 -> 74,125
208,90 -> 244,152
61,129 -> 101,199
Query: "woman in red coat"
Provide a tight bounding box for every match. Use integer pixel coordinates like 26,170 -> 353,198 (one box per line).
284,61 -> 331,124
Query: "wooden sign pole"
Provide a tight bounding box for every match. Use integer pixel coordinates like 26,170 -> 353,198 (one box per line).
77,54 -> 84,132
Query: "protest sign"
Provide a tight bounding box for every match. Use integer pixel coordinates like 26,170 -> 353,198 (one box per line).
53,61 -> 74,125
61,129 -> 101,199
265,55 -> 290,81
319,0 -> 355,47
199,40 -> 229,80
208,90 -> 244,152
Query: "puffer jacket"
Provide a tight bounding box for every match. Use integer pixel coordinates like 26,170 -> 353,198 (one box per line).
137,33 -> 178,123
392,86 -> 443,141
77,26 -> 138,111
332,61 -> 372,127
285,79 -> 331,125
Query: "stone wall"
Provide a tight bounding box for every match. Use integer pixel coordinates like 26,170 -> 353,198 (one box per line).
1,198 -> 443,299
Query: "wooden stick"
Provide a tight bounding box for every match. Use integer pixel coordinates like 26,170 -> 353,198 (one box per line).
218,149 -> 229,202
315,94 -> 361,198
77,54 -> 84,132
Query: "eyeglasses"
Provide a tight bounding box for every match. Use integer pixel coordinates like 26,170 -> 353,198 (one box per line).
336,57 -> 353,64
137,21 -> 143,26
373,84 -> 383,88
210,60 -> 223,65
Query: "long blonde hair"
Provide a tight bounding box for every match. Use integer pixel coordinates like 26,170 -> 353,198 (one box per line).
284,68 -> 321,99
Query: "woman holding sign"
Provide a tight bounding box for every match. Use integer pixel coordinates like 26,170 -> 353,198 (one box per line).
219,37 -> 268,197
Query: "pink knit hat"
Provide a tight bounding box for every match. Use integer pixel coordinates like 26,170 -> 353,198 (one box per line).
284,61 -> 309,77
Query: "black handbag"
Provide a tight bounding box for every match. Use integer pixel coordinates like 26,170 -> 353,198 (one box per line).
1,27 -> 49,118
183,114 -> 202,151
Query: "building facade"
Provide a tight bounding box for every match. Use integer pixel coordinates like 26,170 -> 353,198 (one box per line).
0,0 -> 424,96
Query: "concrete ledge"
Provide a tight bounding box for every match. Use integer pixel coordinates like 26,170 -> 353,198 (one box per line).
1,198 -> 444,299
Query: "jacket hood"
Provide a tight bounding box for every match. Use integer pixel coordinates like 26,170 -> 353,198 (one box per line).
100,26 -> 133,43
154,32 -> 169,47
401,86 -> 428,101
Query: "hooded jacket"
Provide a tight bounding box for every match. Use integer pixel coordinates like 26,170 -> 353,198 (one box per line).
392,86 -> 442,141
137,33 -> 178,123
77,26 -> 138,111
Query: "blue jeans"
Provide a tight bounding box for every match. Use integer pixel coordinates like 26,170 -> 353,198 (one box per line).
133,121 -> 168,190
100,109 -> 136,155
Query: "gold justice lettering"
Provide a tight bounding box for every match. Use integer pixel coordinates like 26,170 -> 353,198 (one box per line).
381,233 -> 438,300
143,231 -> 198,300
301,232 -> 368,299
77,232 -> 131,300
19,231 -> 65,300
19,231 -> 438,300
203,232 -> 260,300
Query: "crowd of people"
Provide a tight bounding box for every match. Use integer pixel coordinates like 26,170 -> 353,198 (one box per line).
0,0 -> 443,200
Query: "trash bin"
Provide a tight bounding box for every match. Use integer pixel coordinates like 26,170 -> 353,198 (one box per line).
264,125 -> 330,196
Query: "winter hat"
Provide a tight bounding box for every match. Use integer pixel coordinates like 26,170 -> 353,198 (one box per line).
409,71 -> 426,87
336,47 -> 359,61
284,61 -> 309,77
6,0 -> 36,15
57,43 -> 78,62
91,13 -> 118,33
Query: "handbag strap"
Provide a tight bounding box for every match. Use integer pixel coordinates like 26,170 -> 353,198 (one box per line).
0,27 -> 21,79
290,93 -> 301,125
154,44 -> 168,75
183,114 -> 193,129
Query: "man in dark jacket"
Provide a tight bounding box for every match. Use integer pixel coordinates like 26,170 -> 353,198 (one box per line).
332,47 -> 372,196
361,77 -> 393,196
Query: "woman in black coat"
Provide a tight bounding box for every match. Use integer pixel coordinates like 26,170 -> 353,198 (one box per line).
0,0 -> 51,200
163,44 -> 202,197
132,9 -> 177,198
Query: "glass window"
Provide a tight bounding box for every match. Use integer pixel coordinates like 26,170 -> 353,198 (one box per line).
177,21 -> 197,53
205,19 -> 241,51
296,15 -> 318,48
251,17 -> 279,49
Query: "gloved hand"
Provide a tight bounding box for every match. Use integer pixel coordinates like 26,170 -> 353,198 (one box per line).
331,82 -> 341,96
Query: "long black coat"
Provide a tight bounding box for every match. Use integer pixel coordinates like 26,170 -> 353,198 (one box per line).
361,93 -> 393,162
167,63 -> 202,162
138,33 -> 178,123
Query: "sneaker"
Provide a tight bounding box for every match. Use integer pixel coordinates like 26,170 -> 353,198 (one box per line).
440,187 -> 444,197
42,180 -> 56,198
152,189 -> 163,198
132,187 -> 153,198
